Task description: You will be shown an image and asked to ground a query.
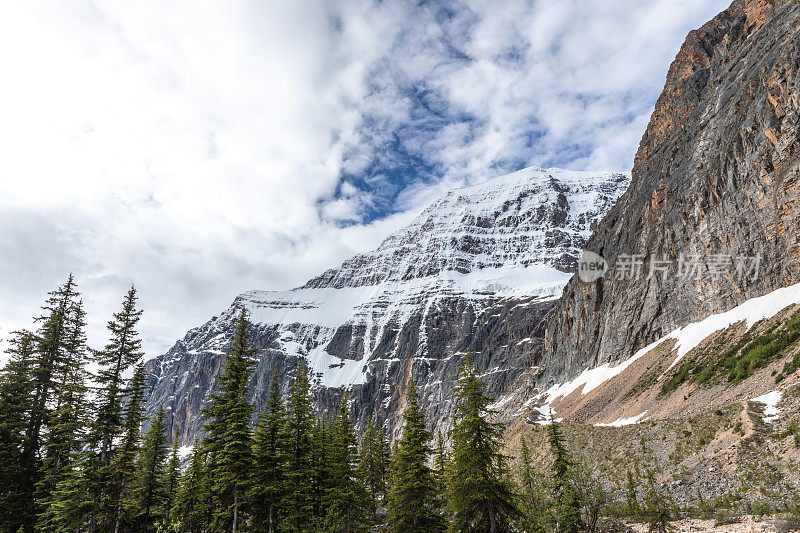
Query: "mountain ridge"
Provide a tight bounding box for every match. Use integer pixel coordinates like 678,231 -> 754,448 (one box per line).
143,166 -> 629,442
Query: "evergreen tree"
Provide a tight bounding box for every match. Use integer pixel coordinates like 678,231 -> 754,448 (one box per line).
358,418 -> 389,521
518,437 -> 547,533
38,457 -> 96,532
445,355 -> 518,533
386,379 -> 443,533
173,445 -> 212,533
624,468 -> 642,518
35,299 -> 94,533
642,470 -> 675,533
434,431 -> 447,480
90,287 -> 144,531
17,275 -> 83,532
133,406 -> 169,531
36,369 -> 91,531
281,360 -> 316,532
36,300 -> 91,526
433,431 -> 448,506
162,428 -> 182,528
547,417 -> 582,533
376,423 -> 390,497
94,287 -> 144,455
250,371 -> 286,533
202,309 -> 256,533
326,395 -> 368,532
311,415 -> 334,524
110,364 -> 148,533
0,331 -> 37,527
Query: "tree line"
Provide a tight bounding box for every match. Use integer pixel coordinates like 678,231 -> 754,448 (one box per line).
0,276 -> 673,532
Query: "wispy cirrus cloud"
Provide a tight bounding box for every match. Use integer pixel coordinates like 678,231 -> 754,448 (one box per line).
0,0 -> 730,360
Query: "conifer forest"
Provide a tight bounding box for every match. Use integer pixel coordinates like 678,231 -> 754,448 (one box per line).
0,277 -> 682,533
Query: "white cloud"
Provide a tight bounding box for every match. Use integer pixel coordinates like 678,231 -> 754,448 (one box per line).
0,0 -> 730,361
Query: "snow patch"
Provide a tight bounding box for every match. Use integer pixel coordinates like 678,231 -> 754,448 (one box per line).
178,445 -> 194,459
595,411 -> 649,427
532,403 -> 562,425
751,390 -> 782,423
664,282 -> 800,373
544,336 -> 670,403
535,283 -> 800,421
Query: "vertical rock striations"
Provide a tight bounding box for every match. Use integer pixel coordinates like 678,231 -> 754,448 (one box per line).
540,0 -> 800,387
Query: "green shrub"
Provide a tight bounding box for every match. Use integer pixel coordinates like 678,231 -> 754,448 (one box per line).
663,309 -> 800,393
714,508 -> 743,526
641,470 -> 677,533
775,350 -> 800,383
778,420 -> 800,447
748,500 -> 775,518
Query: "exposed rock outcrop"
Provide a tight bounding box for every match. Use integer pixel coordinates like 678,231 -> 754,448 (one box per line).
540,0 -> 800,388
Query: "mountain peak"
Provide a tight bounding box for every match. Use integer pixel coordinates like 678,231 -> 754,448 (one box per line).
145,164 -> 628,443
303,166 -> 629,290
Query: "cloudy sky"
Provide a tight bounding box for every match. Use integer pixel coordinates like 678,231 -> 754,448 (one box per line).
0,0 -> 730,361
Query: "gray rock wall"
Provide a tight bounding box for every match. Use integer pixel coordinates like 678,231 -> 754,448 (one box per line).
540,0 -> 800,387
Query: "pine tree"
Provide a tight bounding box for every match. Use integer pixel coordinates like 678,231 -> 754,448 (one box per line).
133,406 -> 169,531
376,423 -> 390,498
624,468 -> 642,518
0,331 -> 37,527
311,415 -> 334,524
94,287 -> 144,455
39,308 -> 95,532
642,470 -> 675,533
358,418 -> 389,521
434,431 -> 447,481
386,379 -> 443,533
110,364 -> 148,533
162,428 -> 182,528
173,444 -> 212,533
90,287 -> 144,521
38,456 -> 96,532
547,417 -> 582,533
251,371 -> 286,533
281,360 -> 316,532
202,309 -> 257,533
326,395 -> 368,532
518,436 -> 547,533
36,299 -> 91,527
36,370 -> 92,530
17,275 -> 83,532
446,355 -> 518,533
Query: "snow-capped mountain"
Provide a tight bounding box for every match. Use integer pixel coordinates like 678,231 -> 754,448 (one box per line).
144,167 -> 629,442
305,167 -> 626,289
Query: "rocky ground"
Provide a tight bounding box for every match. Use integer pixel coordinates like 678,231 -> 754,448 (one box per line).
503,374 -> 800,525
628,515 -> 799,532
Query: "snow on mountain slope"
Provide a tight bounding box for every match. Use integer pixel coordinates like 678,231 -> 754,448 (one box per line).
237,264 -> 571,388
144,166 -> 629,441
305,167 -> 628,289
527,280 -> 800,421
220,167 -> 626,387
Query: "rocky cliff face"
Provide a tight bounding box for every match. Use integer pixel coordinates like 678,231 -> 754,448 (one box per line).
539,0 -> 800,388
143,168 -> 628,442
